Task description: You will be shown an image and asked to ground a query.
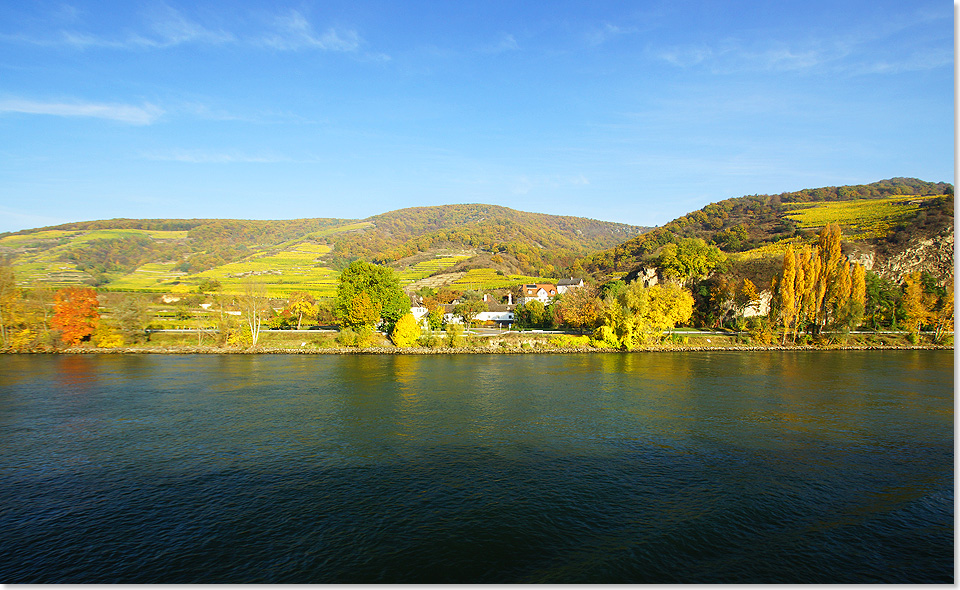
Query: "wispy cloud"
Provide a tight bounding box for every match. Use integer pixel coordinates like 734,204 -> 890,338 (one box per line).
2,5 -> 362,53
258,10 -> 360,51
0,98 -> 164,125
653,7 -> 951,76
132,2 -> 234,48
480,33 -> 518,54
585,23 -> 636,46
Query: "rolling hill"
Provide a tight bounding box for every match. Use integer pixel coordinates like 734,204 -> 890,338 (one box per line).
580,177 -> 954,287
0,205 -> 647,297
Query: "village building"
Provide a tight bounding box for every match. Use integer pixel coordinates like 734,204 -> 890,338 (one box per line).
556,278 -> 585,294
520,283 -> 558,304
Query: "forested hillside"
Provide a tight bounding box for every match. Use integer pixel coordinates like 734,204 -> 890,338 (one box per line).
582,177 -> 953,282
0,205 -> 645,291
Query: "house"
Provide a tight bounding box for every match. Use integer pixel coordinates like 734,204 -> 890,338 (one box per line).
520,283 -> 558,304
442,303 -> 516,328
557,278 -> 585,294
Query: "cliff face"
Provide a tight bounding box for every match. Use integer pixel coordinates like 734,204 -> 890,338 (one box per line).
846,226 -> 954,282
872,227 -> 954,282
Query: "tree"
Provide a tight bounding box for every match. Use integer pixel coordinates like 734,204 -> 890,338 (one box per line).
334,260 -> 410,332
285,291 -> 317,330
595,281 -> 694,349
515,299 -> 547,328
390,313 -> 420,347
864,271 -> 900,330
426,306 -> 445,331
0,260 -> 18,347
114,294 -> 150,343
778,247 -> 796,343
51,287 -> 100,345
901,272 -> 934,337
734,278 -> 760,320
931,280 -> 954,343
453,298 -> 487,329
556,284 -> 601,334
239,281 -> 270,347
657,238 -> 726,284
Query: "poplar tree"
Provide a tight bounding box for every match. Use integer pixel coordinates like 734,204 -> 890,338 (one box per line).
778,247 -> 796,343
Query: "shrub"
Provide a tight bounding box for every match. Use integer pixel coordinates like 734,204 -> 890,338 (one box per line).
445,324 -> 465,348
390,313 -> 420,348
550,334 -> 590,348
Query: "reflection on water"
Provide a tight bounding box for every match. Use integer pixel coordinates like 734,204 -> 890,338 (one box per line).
0,351 -> 952,583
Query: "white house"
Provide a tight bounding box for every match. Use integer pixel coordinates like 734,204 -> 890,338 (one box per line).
557,278 -> 585,294
520,283 -> 558,304
442,303 -> 515,328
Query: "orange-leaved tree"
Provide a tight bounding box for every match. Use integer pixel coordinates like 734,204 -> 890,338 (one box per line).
52,287 -> 100,345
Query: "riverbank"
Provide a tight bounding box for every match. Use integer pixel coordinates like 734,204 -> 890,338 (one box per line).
5,343 -> 952,354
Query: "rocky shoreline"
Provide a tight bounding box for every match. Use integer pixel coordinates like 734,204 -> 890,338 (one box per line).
4,344 -> 952,355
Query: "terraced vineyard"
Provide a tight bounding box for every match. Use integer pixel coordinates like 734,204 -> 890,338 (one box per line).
783,195 -> 942,239
1,228 -> 189,287
452,268 -> 547,290
186,243 -> 338,298
397,255 -> 472,285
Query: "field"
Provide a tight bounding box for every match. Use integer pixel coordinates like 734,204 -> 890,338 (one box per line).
3,228 -> 191,288
731,237 -> 803,262
185,243 -> 338,298
452,268 -> 548,290
397,255 -> 472,285
782,195 -> 941,239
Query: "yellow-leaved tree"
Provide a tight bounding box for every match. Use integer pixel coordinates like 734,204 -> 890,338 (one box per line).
390,313 -> 420,348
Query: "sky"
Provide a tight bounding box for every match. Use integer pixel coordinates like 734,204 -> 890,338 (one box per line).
0,0 -> 954,234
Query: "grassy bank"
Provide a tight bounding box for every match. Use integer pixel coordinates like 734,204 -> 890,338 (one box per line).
4,330 -> 951,354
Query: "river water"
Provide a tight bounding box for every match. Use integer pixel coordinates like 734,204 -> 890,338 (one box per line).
0,351 -> 952,583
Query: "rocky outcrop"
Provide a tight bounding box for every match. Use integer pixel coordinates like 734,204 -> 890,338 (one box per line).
872,228 -> 954,282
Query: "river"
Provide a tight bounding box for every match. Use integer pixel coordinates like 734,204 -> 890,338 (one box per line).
0,351 -> 952,582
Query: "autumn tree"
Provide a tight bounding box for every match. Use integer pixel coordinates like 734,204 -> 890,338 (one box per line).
657,238 -> 726,284
734,278 -> 760,320
390,313 -> 420,347
516,299 -> 547,328
595,281 -> 694,349
778,247 -> 796,343
453,294 -> 487,329
901,272 -> 934,337
775,224 -> 867,338
284,291 -> 317,330
555,284 -> 602,334
0,260 -> 18,346
239,281 -> 270,347
334,260 -> 409,333
51,287 -> 100,345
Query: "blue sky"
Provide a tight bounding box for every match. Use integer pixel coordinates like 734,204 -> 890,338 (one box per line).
0,0 -> 953,233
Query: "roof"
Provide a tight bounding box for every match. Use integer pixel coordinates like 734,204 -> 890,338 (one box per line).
558,277 -> 584,286
522,283 -> 557,296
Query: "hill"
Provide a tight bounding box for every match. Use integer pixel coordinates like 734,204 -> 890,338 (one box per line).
0,205 -> 647,297
581,177 -> 953,285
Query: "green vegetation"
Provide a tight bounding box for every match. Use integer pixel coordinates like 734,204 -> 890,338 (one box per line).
782,195 -> 940,239
451,268 -> 546,290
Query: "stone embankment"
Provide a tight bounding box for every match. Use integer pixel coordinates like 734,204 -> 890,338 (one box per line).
9,344 -> 952,355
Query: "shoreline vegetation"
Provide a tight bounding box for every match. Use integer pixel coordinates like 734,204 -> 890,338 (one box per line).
4,331 -> 951,355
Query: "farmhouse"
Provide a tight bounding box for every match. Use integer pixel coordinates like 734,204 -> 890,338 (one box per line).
521,283 -> 558,304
